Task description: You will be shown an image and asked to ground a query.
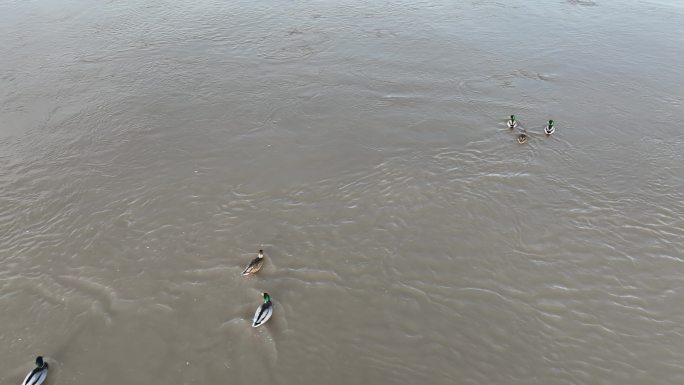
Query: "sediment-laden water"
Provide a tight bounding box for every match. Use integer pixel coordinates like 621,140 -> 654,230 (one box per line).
2,0 -> 683,384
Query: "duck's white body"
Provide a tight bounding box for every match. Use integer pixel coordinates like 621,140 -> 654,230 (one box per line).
252,296 -> 273,327
22,358 -> 48,385
544,125 -> 555,135
507,119 -> 518,129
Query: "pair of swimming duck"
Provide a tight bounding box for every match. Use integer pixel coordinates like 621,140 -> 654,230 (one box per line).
241,250 -> 273,328
507,115 -> 555,144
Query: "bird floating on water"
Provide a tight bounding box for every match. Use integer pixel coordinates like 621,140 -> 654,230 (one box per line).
22,356 -> 48,385
517,133 -> 528,144
252,292 -> 273,328
544,120 -> 555,135
242,250 -> 265,276
507,115 -> 518,129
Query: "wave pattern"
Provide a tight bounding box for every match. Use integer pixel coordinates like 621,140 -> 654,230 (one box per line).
2,0 -> 684,384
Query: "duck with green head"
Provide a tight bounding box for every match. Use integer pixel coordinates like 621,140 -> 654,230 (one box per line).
252,292 -> 273,327
507,115 -> 518,129
22,356 -> 48,385
544,120 -> 555,135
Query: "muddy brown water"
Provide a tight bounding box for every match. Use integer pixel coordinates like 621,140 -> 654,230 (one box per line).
2,0 -> 684,384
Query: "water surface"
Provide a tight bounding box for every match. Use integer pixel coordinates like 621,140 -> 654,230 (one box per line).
1,0 -> 684,384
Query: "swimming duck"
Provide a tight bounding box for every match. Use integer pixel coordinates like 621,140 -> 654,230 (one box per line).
507,115 -> 518,129
544,120 -> 555,135
252,292 -> 273,328
517,133 -> 528,144
22,356 -> 48,385
242,250 -> 265,276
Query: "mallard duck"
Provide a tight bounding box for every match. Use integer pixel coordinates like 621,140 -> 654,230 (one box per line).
22,356 -> 48,385
252,292 -> 273,327
507,115 -> 518,129
241,250 -> 265,276
544,120 -> 555,135
517,133 -> 528,144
